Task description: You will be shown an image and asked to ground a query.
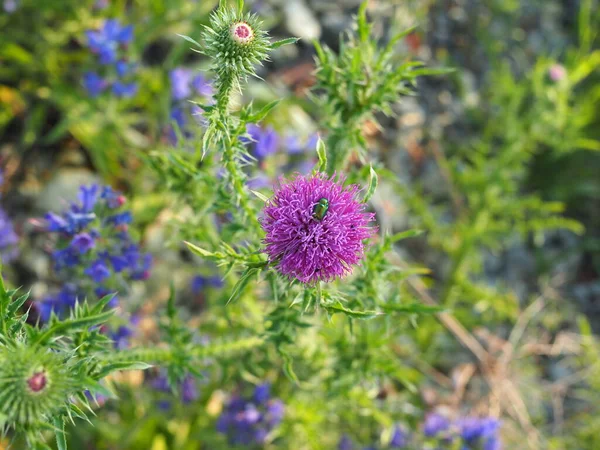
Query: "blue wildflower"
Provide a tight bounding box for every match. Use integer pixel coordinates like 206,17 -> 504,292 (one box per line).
83,72 -> 108,97
246,124 -> 279,159
191,74 -> 213,97
71,232 -> 95,254
106,211 -> 133,226
0,208 -> 18,263
86,19 -> 133,64
339,435 -> 354,450
253,383 -> 270,404
389,425 -> 407,448
115,60 -> 134,77
38,184 -> 151,320
112,81 -> 138,98
110,325 -> 133,350
217,387 -> 285,446
85,259 -> 111,283
423,413 -> 450,437
170,68 -> 194,101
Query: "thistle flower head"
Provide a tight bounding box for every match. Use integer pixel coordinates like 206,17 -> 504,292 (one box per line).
262,173 -> 376,284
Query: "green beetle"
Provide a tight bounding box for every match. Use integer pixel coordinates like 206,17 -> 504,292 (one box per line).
313,198 -> 329,221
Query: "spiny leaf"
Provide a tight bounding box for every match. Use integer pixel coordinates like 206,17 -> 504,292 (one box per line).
316,137 -> 327,173
322,300 -> 382,320
251,190 -> 270,203
382,303 -> 446,314
184,241 -> 215,258
176,33 -> 202,48
363,165 -> 378,203
95,362 -> 153,380
227,267 -> 261,304
271,37 -> 300,50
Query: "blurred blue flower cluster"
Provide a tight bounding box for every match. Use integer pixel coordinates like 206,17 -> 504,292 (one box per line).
167,67 -> 213,144
83,19 -> 137,98
339,413 -> 501,450
151,372 -> 200,410
216,383 -> 285,446
38,185 -> 151,321
0,170 -> 18,263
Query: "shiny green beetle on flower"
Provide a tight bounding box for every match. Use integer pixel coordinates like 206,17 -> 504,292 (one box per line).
313,198 -> 329,221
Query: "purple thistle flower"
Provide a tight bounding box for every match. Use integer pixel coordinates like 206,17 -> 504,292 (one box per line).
83,72 -> 108,97
262,173 -> 376,284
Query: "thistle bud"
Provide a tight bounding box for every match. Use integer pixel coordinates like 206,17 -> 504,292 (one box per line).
0,346 -> 74,427
201,3 -> 271,99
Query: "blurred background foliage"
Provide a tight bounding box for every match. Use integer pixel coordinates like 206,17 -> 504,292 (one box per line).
1,0 -> 600,449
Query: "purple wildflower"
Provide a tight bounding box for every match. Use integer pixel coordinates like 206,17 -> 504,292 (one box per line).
262,173 -> 376,284
115,60 -> 134,77
85,259 -> 111,283
3,0 -> 17,13
423,412 -> 450,437
0,208 -> 18,263
246,124 -> 279,159
191,275 -> 223,294
339,435 -> 354,450
217,387 -> 285,446
110,325 -> 132,350
192,74 -> 213,97
112,81 -> 138,98
71,232 -> 95,254
253,383 -> 270,405
389,425 -> 407,448
170,68 -> 193,101
181,375 -> 199,404
86,19 -> 133,64
83,72 -> 108,97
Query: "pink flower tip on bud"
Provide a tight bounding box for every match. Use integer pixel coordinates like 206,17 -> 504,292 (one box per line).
230,22 -> 254,45
549,64 -> 566,82
27,371 -> 47,393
